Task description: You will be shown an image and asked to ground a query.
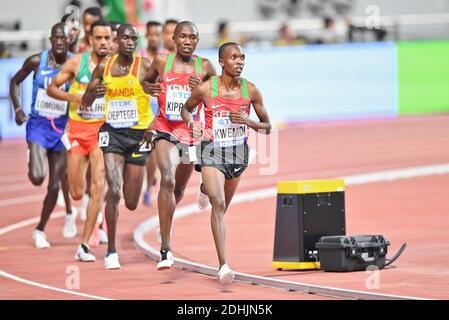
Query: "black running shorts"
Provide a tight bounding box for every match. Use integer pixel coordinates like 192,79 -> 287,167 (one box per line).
98,123 -> 151,166
154,131 -> 191,162
195,140 -> 249,180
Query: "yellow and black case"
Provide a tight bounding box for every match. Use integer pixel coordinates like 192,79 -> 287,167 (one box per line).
272,180 -> 346,270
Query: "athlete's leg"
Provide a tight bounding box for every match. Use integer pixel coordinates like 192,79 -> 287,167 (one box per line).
27,143 -> 47,186
155,139 -> 181,251
103,153 -> 125,253
36,149 -> 67,231
80,148 -> 105,244
60,173 -> 73,214
201,167 -> 241,267
174,162 -> 194,205
145,151 -> 158,193
67,153 -> 89,200
122,163 -> 145,210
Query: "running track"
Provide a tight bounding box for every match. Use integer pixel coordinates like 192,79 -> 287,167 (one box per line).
1,114 -> 449,299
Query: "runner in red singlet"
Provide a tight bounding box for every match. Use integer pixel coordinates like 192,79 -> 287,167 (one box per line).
181,42 -> 271,283
144,21 -> 216,270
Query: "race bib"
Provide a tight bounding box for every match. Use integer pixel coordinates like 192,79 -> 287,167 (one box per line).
212,117 -> 247,148
98,131 -> 109,147
165,84 -> 196,121
78,97 -> 105,120
34,88 -> 68,118
106,99 -> 138,128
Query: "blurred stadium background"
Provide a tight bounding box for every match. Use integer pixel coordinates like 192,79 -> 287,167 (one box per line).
1,0 -> 448,138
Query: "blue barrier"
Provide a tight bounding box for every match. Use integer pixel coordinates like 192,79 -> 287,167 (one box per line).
0,59 -> 33,138
0,42 -> 398,138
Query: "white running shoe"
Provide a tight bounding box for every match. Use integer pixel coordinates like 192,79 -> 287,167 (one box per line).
104,253 -> 121,269
157,250 -> 174,270
63,213 -> 77,238
57,190 -> 65,208
79,193 -> 89,222
197,184 -> 210,210
74,244 -> 96,262
99,228 -> 108,244
218,264 -> 235,284
32,230 -> 50,249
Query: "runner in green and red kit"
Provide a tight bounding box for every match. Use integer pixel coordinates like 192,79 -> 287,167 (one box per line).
181,42 -> 271,283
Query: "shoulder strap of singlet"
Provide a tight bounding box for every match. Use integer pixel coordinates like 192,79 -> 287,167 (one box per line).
211,76 -> 219,99
76,52 -> 90,80
241,78 -> 249,100
38,50 -> 48,70
165,53 -> 175,73
131,55 -> 141,78
195,56 -> 202,75
104,54 -> 116,78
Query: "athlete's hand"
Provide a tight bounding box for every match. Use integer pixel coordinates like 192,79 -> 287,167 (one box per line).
143,81 -> 162,97
141,129 -> 156,149
229,110 -> 249,125
14,109 -> 28,126
189,121 -> 203,139
96,84 -> 107,98
188,74 -> 202,90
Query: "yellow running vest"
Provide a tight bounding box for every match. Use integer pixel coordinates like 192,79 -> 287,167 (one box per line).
103,54 -> 152,130
68,52 -> 105,122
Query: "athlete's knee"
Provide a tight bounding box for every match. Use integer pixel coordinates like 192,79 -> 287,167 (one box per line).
124,198 -> 139,211
160,172 -> 176,193
28,170 -> 45,186
70,186 -> 84,201
89,179 -> 105,198
209,196 -> 226,214
174,186 -> 185,202
47,180 -> 60,196
107,184 -> 121,204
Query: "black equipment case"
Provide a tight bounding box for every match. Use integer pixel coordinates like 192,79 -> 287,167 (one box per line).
316,235 -> 390,272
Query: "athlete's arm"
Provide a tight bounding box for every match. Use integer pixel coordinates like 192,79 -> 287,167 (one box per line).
9,53 -> 40,125
188,58 -> 217,89
81,59 -> 106,107
182,81 -> 208,139
47,54 -> 80,104
229,82 -> 271,134
202,58 -> 217,81
142,56 -> 163,96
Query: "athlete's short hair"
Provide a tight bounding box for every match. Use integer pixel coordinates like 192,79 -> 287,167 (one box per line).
83,7 -> 102,18
163,19 -> 178,31
218,42 -> 239,59
51,22 -> 67,37
117,24 -> 137,37
146,21 -> 162,30
90,20 -> 111,34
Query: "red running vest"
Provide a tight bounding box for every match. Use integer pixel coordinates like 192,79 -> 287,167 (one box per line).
154,53 -> 204,145
203,76 -> 251,148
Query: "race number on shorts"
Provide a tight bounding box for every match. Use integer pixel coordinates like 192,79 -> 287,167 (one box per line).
99,131 -> 109,147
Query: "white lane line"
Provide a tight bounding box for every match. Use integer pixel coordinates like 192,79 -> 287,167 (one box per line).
2,162 -> 448,300
0,210 -> 111,300
0,195 -> 44,208
0,211 -> 65,236
135,163 -> 449,300
0,270 -> 111,300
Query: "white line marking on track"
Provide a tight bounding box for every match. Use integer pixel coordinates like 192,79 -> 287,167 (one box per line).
135,163 -> 449,300
0,210 -> 112,300
0,195 -> 44,208
0,270 -> 111,300
2,163 -> 449,299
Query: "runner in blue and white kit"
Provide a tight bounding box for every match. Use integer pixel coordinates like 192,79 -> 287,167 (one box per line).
9,23 -> 76,249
